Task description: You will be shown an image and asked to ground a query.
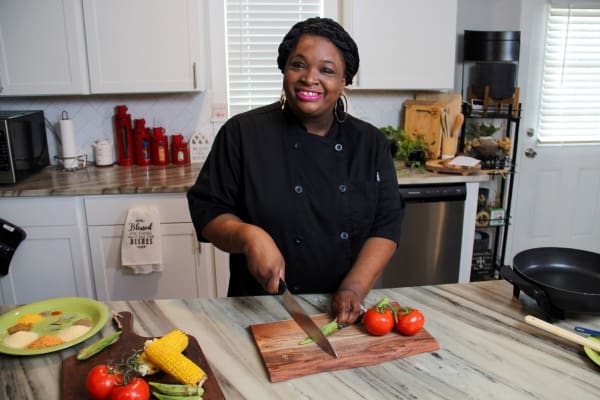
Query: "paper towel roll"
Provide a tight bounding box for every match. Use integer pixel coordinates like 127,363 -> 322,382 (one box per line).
60,111 -> 77,169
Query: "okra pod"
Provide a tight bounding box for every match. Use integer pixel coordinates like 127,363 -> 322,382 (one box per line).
76,331 -> 121,360
152,392 -> 203,400
149,381 -> 204,397
299,319 -> 342,345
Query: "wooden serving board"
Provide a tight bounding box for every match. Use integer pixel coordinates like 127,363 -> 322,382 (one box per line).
249,313 -> 440,382
425,158 -> 482,175
61,312 -> 224,400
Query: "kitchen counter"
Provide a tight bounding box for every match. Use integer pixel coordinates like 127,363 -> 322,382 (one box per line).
0,163 -> 488,197
1,280 -> 598,399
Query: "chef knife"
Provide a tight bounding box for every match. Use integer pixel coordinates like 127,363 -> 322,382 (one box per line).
278,279 -> 339,358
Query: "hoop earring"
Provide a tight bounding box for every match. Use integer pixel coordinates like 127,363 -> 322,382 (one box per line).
280,91 -> 287,111
334,94 -> 348,123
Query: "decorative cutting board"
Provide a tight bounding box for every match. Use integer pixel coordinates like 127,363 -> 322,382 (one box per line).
249,313 -> 440,382
61,312 -> 224,400
425,159 -> 482,175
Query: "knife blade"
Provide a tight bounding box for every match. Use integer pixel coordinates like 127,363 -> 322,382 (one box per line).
278,279 -> 339,358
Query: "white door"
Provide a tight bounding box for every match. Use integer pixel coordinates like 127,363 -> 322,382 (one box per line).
508,1 -> 600,260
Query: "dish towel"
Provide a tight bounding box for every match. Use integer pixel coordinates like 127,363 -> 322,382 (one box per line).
121,207 -> 163,274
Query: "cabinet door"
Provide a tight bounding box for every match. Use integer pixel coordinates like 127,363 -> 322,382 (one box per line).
82,0 -> 202,94
0,0 -> 89,95
88,223 -> 215,301
343,0 -> 457,90
0,225 -> 94,304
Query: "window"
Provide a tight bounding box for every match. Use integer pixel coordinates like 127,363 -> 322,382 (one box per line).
225,0 -> 322,117
538,1 -> 600,143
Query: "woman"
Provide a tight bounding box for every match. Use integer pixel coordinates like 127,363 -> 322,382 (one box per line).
187,17 -> 404,325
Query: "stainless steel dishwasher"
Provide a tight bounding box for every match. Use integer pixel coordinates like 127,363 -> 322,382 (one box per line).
375,183 -> 466,288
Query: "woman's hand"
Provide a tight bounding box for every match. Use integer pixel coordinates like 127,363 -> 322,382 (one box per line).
331,288 -> 365,326
201,214 -> 284,293
242,227 -> 285,294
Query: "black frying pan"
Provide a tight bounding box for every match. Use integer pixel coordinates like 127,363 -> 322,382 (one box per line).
501,247 -> 600,320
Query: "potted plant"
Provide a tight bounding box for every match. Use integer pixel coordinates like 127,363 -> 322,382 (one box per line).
380,125 -> 429,168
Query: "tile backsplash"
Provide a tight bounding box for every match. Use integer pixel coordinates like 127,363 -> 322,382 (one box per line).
0,89 -> 411,165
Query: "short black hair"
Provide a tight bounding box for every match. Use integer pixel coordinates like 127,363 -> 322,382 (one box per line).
277,17 -> 359,86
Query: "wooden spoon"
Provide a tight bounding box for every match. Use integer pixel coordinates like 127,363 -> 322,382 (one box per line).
450,113 -> 464,138
525,315 -> 600,352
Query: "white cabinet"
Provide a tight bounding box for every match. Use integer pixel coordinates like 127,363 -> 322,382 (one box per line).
0,0 -> 203,96
82,0 -> 202,94
342,0 -> 457,90
0,0 -> 89,95
0,197 -> 94,304
85,194 -> 215,301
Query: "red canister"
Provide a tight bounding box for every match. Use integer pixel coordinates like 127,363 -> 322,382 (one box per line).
171,134 -> 189,165
114,105 -> 134,166
151,127 -> 169,166
133,119 -> 151,166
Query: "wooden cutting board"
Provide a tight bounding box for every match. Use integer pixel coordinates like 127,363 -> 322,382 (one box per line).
425,158 -> 482,175
61,312 -> 224,400
249,312 -> 440,382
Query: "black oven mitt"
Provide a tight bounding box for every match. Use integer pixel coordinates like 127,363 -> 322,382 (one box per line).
0,218 -> 26,276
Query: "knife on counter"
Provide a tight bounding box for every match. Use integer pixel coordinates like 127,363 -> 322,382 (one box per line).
278,279 -> 339,358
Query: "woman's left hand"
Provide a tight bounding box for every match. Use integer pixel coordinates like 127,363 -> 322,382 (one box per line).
331,288 -> 364,325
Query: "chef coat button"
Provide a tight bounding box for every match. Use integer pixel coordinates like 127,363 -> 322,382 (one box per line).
294,237 -> 303,245
293,142 -> 301,150
338,184 -> 347,193
293,286 -> 300,292
340,231 -> 349,240
294,185 -> 303,194
334,143 -> 343,151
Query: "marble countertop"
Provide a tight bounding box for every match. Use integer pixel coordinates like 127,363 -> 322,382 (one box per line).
0,162 -> 488,197
1,281 -> 598,399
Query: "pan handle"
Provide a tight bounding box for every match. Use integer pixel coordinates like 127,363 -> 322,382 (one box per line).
500,265 -> 563,321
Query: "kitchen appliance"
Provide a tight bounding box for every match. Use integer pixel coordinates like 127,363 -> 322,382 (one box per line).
0,218 -> 26,276
0,110 -> 49,184
375,183 -> 466,288
277,279 -> 338,358
501,247 -> 600,320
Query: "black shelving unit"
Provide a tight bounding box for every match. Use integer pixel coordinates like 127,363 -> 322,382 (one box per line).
461,102 -> 521,281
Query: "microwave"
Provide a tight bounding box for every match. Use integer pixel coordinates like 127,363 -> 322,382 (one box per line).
0,110 -> 49,184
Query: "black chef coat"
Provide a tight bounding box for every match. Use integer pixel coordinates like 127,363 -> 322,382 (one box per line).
187,102 -> 404,296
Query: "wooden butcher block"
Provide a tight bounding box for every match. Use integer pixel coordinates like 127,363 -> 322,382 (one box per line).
249,312 -> 440,382
61,312 -> 224,400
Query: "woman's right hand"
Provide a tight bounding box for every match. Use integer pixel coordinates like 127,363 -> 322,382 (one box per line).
242,226 -> 285,294
201,214 -> 284,294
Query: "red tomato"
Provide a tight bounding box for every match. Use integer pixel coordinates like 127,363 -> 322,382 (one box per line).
396,308 -> 425,336
86,364 -> 122,400
363,307 -> 395,336
110,378 -> 150,400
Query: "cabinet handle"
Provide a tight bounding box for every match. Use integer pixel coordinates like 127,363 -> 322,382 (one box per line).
193,62 -> 198,89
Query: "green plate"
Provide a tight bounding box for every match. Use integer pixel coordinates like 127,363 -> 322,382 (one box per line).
584,336 -> 600,367
0,297 -> 109,356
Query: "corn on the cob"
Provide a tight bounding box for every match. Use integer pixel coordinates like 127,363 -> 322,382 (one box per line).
144,337 -> 207,386
137,330 -> 189,375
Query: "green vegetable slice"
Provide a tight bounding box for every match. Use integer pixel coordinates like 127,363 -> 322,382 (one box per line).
76,331 -> 121,360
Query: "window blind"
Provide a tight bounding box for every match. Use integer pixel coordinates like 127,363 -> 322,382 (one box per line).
225,0 -> 322,117
538,1 -> 600,142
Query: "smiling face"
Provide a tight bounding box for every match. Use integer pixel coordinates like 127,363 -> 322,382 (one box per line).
282,34 -> 346,134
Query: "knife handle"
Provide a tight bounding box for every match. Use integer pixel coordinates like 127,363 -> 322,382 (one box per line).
277,278 -> 287,295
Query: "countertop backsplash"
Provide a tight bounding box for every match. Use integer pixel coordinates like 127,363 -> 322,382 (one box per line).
0,90 -> 413,165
